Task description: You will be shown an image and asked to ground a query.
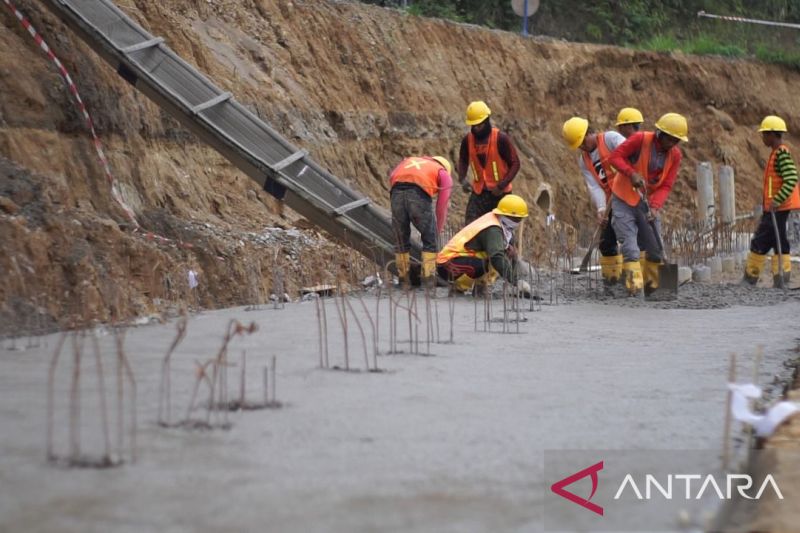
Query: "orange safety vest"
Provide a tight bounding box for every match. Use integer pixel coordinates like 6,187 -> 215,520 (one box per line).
582,132 -> 617,200
763,144 -> 800,211
389,157 -> 441,197
467,128 -> 511,195
436,212 -> 501,264
612,132 -> 678,207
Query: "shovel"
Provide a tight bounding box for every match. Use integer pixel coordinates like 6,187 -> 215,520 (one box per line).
640,187 -> 677,299
649,221 -> 678,299
770,206 -> 788,291
579,197 -> 613,272
641,198 -> 677,299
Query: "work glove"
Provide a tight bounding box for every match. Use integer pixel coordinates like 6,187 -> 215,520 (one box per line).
596,208 -> 607,227
630,172 -> 645,189
506,244 -> 518,260
460,180 -> 472,194
515,279 -> 532,298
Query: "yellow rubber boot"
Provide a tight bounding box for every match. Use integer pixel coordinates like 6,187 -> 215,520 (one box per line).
474,266 -> 499,297
772,254 -> 792,288
783,255 -> 792,284
639,251 -> 647,273
622,261 -> 643,295
742,251 -> 767,286
453,274 -> 475,293
421,251 -> 437,289
395,252 -> 410,287
599,254 -> 623,286
643,259 -> 662,296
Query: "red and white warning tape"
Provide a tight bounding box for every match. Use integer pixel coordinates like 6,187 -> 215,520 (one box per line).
698,10 -> 800,30
2,0 -> 193,249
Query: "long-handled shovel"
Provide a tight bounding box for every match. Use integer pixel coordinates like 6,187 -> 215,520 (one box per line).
579,197 -> 613,272
770,207 -> 788,291
643,193 -> 677,299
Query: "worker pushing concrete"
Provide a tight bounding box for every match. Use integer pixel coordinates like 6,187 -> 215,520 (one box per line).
436,194 -> 531,295
562,117 -> 626,286
742,115 -> 799,288
390,155 -> 453,288
457,101 -> 521,224
607,113 -> 687,295
615,107 -> 645,138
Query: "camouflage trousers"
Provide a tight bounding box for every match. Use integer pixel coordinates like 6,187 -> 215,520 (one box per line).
465,189 -> 507,224
391,184 -> 437,253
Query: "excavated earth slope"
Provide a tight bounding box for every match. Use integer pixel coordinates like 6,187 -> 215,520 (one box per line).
3,0 -> 800,330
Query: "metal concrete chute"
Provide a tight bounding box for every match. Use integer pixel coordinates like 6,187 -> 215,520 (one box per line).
40,0 -> 407,266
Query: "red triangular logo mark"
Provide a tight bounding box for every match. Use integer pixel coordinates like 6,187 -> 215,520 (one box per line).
550,461 -> 604,516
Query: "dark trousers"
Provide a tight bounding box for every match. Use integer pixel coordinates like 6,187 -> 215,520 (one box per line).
598,208 -> 619,257
611,196 -> 662,263
437,256 -> 488,281
750,210 -> 791,255
391,184 -> 437,253
465,189 -> 507,225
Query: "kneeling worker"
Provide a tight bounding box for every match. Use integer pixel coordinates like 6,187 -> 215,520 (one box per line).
436,194 -> 530,294
390,155 -> 453,287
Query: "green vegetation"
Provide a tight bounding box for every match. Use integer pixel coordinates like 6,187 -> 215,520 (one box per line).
357,0 -> 800,69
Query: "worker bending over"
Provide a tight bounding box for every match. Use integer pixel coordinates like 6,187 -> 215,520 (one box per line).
562,117 -> 626,286
389,155 -> 453,287
607,113 -> 687,295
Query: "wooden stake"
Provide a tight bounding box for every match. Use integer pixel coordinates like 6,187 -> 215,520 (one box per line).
722,352 -> 737,470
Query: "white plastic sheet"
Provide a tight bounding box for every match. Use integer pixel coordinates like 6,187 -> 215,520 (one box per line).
728,383 -> 800,437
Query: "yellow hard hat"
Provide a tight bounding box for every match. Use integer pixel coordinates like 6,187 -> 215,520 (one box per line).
465,101 -> 491,126
562,117 -> 589,150
655,112 -> 689,142
616,107 -> 644,126
431,156 -> 452,175
493,194 -> 529,218
758,115 -> 788,133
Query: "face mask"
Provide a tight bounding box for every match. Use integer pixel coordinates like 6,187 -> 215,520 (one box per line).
500,216 -> 520,245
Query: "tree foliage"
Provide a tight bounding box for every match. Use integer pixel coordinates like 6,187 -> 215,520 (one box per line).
358,0 -> 800,67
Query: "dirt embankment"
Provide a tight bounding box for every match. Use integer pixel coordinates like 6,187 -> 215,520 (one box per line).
3,0 -> 800,330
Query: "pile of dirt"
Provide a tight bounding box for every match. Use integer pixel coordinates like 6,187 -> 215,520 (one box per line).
4,0 -> 800,330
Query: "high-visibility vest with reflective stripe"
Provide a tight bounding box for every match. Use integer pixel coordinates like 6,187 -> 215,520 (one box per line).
467,128 -> 511,195
436,212 -> 500,264
389,157 -> 440,197
582,132 -> 617,200
612,132 -> 678,207
763,144 -> 800,211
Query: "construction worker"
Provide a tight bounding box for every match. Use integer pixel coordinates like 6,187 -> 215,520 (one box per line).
562,117 -> 626,286
742,116 -> 799,288
457,101 -> 521,224
390,155 -> 453,287
616,107 -> 644,139
436,194 -> 530,294
607,113 -> 687,295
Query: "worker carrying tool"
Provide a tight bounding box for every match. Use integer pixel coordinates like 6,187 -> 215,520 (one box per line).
607,112 -> 687,295
457,100 -> 521,224
436,194 -> 531,295
389,155 -> 453,288
742,115 -> 799,288
562,117 -> 626,286
615,107 -> 644,139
